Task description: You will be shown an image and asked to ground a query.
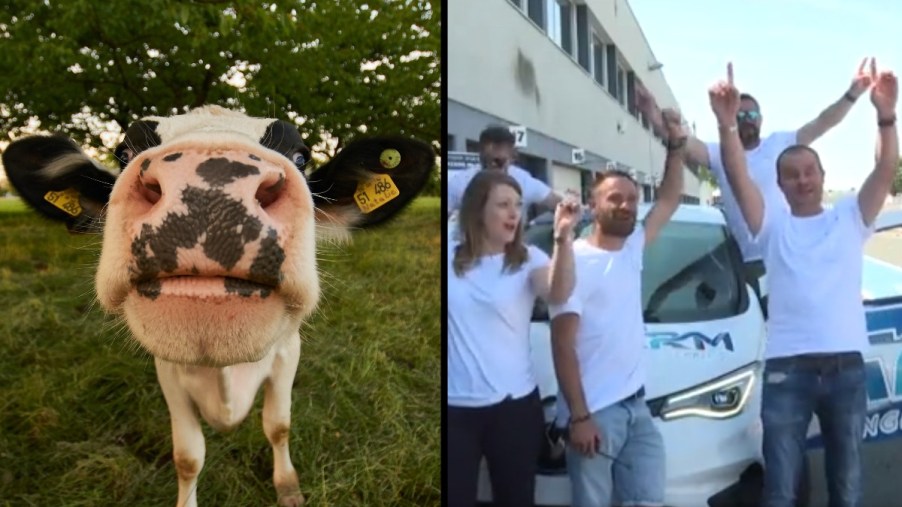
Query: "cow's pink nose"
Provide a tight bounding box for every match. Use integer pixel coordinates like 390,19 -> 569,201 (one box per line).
133,149 -> 288,215
255,172 -> 286,209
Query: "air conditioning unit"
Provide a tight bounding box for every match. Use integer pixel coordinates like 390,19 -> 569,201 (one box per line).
605,161 -> 618,172
571,148 -> 586,165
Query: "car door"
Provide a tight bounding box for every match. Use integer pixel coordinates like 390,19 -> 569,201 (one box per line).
802,208 -> 902,506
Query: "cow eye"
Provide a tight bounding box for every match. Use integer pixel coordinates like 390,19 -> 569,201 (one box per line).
118,148 -> 135,165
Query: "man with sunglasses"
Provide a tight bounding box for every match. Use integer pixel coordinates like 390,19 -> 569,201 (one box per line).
636,59 -> 875,303
448,124 -> 563,220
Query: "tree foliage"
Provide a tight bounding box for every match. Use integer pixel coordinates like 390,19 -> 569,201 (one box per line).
894,158 -> 902,196
0,0 -> 440,162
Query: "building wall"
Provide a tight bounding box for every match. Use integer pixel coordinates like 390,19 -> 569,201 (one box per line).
448,0 -> 702,203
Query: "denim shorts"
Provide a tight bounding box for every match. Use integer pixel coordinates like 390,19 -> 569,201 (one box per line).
564,389 -> 666,507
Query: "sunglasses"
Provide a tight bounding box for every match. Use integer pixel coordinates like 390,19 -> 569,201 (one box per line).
737,110 -> 761,122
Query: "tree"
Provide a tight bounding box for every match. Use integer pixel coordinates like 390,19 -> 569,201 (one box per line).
894,158 -> 902,196
0,0 -> 439,165
695,164 -> 718,187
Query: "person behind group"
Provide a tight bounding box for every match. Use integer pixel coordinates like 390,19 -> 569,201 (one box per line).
447,124 -> 563,221
710,60 -> 897,507
548,108 -> 687,507
447,169 -> 580,507
636,59 -> 876,301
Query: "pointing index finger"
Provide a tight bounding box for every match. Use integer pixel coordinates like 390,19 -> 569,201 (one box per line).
727,62 -> 734,85
858,57 -> 868,74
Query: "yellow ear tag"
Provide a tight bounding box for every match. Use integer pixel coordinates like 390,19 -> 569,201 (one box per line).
354,173 -> 400,214
43,188 -> 82,217
379,149 -> 401,169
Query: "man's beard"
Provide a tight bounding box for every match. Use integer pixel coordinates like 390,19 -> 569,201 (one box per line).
598,210 -> 636,238
739,123 -> 760,147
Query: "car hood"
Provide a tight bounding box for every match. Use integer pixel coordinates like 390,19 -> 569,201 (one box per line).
642,287 -> 766,400
528,287 -> 766,403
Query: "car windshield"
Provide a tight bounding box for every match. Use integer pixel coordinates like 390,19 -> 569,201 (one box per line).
525,217 -> 747,323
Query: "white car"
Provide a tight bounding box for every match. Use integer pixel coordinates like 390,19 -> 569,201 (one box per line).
471,204 -> 902,507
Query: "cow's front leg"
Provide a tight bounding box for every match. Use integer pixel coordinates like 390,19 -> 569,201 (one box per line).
156,359 -> 206,507
263,333 -> 304,506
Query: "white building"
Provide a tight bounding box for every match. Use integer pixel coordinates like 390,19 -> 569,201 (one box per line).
448,0 -> 708,206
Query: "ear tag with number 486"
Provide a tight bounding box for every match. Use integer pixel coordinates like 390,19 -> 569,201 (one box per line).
43,188 -> 82,217
354,173 -> 400,214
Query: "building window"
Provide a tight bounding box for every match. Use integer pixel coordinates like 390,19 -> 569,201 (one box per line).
560,1 -> 573,55
575,5 -> 589,70
592,36 -> 604,86
545,0 -> 564,49
447,134 -> 456,152
606,44 -> 617,96
528,0 -> 544,27
617,66 -> 626,105
627,71 -> 637,117
465,139 -> 480,154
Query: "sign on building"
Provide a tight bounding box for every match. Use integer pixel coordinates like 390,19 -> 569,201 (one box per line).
447,151 -> 481,171
509,125 -> 528,148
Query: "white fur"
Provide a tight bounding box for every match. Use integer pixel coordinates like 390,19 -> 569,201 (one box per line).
147,105 -> 275,146
40,152 -> 111,180
156,331 -> 303,507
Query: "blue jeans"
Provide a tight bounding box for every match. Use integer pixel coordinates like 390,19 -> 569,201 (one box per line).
565,389 -> 665,507
761,352 -> 866,507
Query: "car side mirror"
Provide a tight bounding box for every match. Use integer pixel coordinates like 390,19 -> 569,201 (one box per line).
532,300 -> 549,322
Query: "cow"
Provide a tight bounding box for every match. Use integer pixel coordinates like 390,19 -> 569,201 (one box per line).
1,105 -> 435,507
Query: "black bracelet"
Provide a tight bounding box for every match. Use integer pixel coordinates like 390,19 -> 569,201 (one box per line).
667,136 -> 688,151
843,91 -> 858,103
879,116 -> 897,128
569,413 -> 591,426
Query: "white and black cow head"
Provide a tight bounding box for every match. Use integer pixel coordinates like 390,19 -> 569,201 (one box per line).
2,105 -> 434,366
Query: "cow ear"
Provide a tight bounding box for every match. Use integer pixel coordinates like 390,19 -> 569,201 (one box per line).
1,135 -> 118,233
305,136 -> 434,238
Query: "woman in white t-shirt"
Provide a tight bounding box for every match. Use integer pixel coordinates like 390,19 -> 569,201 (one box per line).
447,170 -> 577,507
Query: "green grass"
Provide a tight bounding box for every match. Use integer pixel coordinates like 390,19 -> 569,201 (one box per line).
0,196 -> 441,506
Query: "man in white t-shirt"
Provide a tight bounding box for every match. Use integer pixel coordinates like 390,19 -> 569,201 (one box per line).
548,109 -> 686,507
636,59 -> 874,304
447,124 -> 562,220
710,60 -> 898,507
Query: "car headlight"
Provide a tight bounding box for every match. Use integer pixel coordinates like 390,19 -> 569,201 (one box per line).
659,362 -> 759,420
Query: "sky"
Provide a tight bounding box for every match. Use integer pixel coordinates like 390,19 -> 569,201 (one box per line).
630,0 -> 902,191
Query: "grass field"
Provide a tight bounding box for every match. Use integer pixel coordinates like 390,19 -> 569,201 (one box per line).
0,196 -> 441,506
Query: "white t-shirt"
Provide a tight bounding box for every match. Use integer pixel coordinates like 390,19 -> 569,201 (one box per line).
706,131 -> 798,262
446,240 -> 551,407
757,196 -> 874,359
548,228 -> 647,422
447,164 -> 552,218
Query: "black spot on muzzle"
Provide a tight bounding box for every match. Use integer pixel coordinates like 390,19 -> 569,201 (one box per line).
131,185 -> 284,300
196,158 -> 261,187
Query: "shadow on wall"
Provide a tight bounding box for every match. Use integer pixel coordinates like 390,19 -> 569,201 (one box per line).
516,48 -> 541,107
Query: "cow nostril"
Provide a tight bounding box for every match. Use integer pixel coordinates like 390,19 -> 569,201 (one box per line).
255,173 -> 285,209
139,177 -> 162,205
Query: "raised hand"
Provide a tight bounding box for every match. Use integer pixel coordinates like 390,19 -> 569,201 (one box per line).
554,197 -> 582,238
709,63 -> 741,124
870,64 -> 898,117
850,57 -> 877,99
635,82 -> 655,114
661,108 -> 686,140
